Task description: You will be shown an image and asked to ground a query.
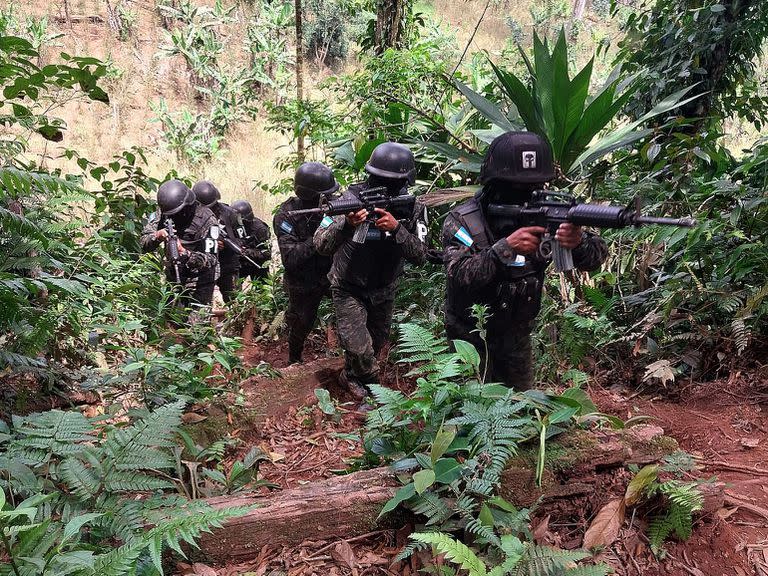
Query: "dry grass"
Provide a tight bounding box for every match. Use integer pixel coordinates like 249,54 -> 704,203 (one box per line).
20,0 -> 289,221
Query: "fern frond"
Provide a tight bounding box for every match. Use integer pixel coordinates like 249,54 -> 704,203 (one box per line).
466,517 -> 501,548
394,539 -> 430,562
103,471 -> 174,493
60,457 -> 101,500
565,565 -> 612,576
519,545 -> 591,576
411,491 -> 454,526
411,532 -> 488,576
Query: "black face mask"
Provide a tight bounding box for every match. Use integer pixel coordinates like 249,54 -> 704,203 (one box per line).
368,175 -> 408,196
298,195 -> 320,209
171,204 -> 196,228
481,182 -> 537,206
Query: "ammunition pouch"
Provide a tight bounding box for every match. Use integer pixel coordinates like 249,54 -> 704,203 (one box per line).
495,276 -> 542,323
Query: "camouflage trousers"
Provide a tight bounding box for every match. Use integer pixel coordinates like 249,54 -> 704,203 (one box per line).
331,287 -> 394,384
285,283 -> 329,362
447,318 -> 535,390
217,268 -> 239,303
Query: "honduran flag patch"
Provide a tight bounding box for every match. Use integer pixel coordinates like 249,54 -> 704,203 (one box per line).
454,226 -> 474,247
280,220 -> 293,234
320,215 -> 334,229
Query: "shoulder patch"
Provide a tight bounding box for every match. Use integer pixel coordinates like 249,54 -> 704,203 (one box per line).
280,220 -> 294,234
454,226 -> 474,247
320,215 -> 334,229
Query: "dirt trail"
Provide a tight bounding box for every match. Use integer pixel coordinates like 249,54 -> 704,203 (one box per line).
182,337 -> 768,576
590,372 -> 768,576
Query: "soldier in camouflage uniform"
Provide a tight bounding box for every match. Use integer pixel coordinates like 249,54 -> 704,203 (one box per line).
314,142 -> 429,398
192,180 -> 242,303
274,162 -> 339,364
443,132 -> 608,390
140,179 -> 219,309
231,200 -> 271,283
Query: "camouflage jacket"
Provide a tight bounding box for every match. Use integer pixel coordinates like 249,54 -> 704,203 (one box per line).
274,196 -> 331,288
313,183 -> 428,299
139,204 -> 219,285
443,196 -> 608,338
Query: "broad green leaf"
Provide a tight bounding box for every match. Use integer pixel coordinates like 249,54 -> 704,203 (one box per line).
625,464 -> 659,506
434,458 -> 462,484
62,513 -> 102,544
378,482 -> 415,517
560,387 -> 598,415
431,425 -> 457,463
413,469 -> 436,494
490,61 -> 542,135
454,80 -> 518,131
478,503 -> 494,527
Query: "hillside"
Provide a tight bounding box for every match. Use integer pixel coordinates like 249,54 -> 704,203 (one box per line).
11,0 -> 618,216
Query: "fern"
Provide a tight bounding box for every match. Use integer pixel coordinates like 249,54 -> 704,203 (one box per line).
394,539 -> 430,562
411,491 -> 453,526
512,545 -> 591,576
411,532 -> 488,575
397,322 -> 450,365
647,480 -> 703,555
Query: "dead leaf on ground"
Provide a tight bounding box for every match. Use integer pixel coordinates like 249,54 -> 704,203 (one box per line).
331,540 -> 357,570
717,507 -> 739,520
532,515 -> 551,543
181,412 -> 208,424
583,499 -> 626,550
191,563 -> 217,576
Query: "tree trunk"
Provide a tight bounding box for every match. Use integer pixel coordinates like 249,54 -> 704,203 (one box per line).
374,0 -> 407,55
572,0 -> 588,19
294,0 -> 305,163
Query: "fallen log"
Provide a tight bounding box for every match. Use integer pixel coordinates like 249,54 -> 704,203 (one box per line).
197,425 -> 678,563
198,467 -> 399,562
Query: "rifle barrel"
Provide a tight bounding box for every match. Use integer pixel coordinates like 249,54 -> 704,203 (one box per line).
289,207 -> 325,217
635,215 -> 697,227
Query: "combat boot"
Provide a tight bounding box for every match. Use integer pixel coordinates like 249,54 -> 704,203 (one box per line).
338,369 -> 369,401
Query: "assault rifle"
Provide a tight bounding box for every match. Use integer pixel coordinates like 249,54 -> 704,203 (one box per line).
218,226 -> 263,269
164,219 -> 182,283
487,190 -> 697,272
288,186 -> 416,243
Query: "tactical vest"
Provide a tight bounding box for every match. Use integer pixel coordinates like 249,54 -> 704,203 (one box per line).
453,199 -> 546,324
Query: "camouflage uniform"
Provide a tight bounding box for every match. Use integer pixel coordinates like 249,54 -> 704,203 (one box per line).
140,204 -> 219,307
211,202 -> 242,302
274,197 -> 333,362
236,216 -> 271,282
314,183 -> 428,383
443,195 -> 608,389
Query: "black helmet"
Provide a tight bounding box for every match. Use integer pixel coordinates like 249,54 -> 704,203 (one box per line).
480,131 -> 555,185
192,180 -> 221,208
231,199 -> 254,221
365,142 -> 416,184
294,162 -> 339,201
157,179 -> 195,216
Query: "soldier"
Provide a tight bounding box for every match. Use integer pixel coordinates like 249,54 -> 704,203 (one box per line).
314,142 -> 428,399
140,179 -> 219,309
442,131 -> 608,390
192,180 -> 242,303
274,162 -> 339,364
231,200 -> 271,283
